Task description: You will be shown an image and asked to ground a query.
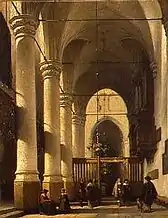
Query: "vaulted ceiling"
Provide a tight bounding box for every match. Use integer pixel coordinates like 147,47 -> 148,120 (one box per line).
39,0 -> 163,111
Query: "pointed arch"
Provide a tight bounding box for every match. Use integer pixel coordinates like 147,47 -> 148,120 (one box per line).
85,88 -> 129,158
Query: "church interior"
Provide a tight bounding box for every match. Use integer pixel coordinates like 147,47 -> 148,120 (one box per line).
0,0 -> 168,212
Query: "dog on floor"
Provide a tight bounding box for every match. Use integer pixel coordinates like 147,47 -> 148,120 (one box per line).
136,198 -> 143,212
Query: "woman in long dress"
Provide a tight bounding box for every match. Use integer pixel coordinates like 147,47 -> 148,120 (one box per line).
113,178 -> 122,206
59,188 -> 71,213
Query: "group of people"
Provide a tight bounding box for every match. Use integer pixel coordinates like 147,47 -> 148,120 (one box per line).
39,178 -> 101,215
79,178 -> 101,208
113,178 -> 131,206
113,176 -> 157,212
39,188 -> 70,215
38,175 -> 158,214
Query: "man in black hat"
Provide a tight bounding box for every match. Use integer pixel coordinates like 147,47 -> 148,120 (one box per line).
142,176 -> 157,212
122,179 -> 131,205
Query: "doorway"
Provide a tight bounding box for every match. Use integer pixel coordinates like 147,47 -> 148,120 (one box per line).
92,119 -> 123,196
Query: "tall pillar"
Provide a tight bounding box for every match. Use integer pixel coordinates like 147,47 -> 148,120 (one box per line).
9,15 -> 40,211
79,115 -> 86,156
163,19 -> 168,139
163,18 -> 168,38
60,93 -> 74,199
72,115 -> 80,157
40,60 -> 62,200
72,114 -> 86,158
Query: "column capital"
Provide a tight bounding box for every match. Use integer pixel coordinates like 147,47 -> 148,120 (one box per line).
72,114 -> 86,126
150,62 -> 157,79
40,60 -> 62,80
60,93 -> 73,107
9,15 -> 38,39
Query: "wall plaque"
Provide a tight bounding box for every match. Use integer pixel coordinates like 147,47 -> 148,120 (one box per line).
147,169 -> 159,180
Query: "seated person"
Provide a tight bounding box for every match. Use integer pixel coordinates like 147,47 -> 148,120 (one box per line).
59,188 -> 71,213
39,189 -> 57,215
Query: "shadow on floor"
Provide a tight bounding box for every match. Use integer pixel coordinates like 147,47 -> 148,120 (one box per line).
71,204 -> 168,215
71,206 -> 133,214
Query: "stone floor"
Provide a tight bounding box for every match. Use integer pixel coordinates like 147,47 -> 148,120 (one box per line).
22,203 -> 168,218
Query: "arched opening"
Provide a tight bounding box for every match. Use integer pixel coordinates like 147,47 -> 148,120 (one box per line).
92,119 -> 123,195
85,88 -> 129,158
84,88 -> 129,196
92,120 -> 123,158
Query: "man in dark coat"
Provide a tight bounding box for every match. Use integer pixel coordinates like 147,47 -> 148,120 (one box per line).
79,178 -> 86,207
86,179 -> 94,208
122,179 -> 131,205
92,179 -> 101,206
142,176 -> 157,212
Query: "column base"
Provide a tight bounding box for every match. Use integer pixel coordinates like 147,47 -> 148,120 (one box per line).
43,180 -> 63,202
14,180 -> 40,212
63,179 -> 75,201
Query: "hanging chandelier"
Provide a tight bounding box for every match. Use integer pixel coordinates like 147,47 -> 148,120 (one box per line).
88,1 -> 105,156
91,71 -> 103,156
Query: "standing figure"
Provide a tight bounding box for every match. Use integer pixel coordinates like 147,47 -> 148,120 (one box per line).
59,188 -> 71,214
142,176 -> 157,212
86,179 -> 94,208
113,178 -> 122,206
79,178 -> 86,207
122,179 -> 131,205
93,179 -> 101,206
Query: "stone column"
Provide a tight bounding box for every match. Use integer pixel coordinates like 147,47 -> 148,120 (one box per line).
163,18 -> 168,38
72,114 -> 80,158
79,115 -> 86,157
72,114 -> 86,158
40,60 -> 62,200
123,138 -> 130,157
9,15 -> 40,211
60,93 -> 74,199
163,19 -> 168,139
123,159 -> 129,180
